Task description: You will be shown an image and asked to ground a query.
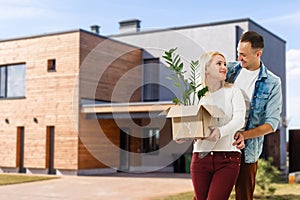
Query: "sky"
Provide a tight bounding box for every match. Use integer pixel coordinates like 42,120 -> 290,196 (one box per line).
0,0 -> 300,129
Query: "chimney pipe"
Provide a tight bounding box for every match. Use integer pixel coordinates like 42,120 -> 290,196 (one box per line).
119,19 -> 141,34
90,25 -> 100,35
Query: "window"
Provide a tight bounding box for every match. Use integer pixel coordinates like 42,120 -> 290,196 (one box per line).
47,59 -> 56,71
0,64 -> 26,98
143,58 -> 159,101
142,128 -> 160,153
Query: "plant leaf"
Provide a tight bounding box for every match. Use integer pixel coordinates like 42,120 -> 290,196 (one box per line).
198,86 -> 208,99
173,98 -> 180,105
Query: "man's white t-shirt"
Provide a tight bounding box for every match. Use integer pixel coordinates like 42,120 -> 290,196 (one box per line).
234,68 -> 260,130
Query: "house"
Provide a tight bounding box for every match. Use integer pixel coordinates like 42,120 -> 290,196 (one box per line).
0,18 -> 287,175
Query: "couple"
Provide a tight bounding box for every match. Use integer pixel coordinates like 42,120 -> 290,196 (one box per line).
190,31 -> 282,200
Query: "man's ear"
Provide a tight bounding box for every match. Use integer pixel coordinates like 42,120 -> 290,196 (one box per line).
256,49 -> 263,57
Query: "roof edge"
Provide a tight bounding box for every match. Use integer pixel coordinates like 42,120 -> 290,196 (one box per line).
110,18 -> 286,43
0,29 -> 109,43
0,28 -> 143,49
110,18 -> 252,37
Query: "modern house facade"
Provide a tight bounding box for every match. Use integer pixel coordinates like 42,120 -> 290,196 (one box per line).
0,18 -> 287,175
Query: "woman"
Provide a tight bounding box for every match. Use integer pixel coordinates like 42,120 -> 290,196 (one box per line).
191,52 -> 246,200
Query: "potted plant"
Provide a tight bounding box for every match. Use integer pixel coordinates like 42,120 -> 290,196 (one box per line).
163,48 -> 223,139
162,48 -> 208,105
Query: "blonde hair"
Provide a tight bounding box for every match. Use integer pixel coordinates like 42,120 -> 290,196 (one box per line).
198,51 -> 231,88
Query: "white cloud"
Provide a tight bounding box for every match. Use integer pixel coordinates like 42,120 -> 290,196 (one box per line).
286,49 -> 300,77
0,5 -> 47,20
287,95 -> 300,129
0,0 -> 37,4
0,0 -> 63,20
286,49 -> 300,129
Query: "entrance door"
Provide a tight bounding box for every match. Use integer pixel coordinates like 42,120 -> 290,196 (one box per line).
119,128 -> 130,172
46,126 -> 56,174
16,127 -> 25,173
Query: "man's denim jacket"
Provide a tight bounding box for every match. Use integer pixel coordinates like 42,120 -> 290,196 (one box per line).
226,62 -> 282,163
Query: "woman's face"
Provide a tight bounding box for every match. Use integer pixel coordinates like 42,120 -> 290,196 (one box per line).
205,54 -> 227,81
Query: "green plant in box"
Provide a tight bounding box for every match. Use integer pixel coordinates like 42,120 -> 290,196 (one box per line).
163,48 -> 208,105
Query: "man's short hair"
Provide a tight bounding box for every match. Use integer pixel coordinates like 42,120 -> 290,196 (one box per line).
240,31 -> 264,49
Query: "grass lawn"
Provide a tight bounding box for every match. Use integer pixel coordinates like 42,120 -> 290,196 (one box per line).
0,173 -> 58,186
155,183 -> 300,200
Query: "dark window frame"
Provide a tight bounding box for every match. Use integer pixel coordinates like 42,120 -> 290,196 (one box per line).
0,63 -> 26,99
142,128 -> 160,153
143,58 -> 159,102
47,59 -> 56,72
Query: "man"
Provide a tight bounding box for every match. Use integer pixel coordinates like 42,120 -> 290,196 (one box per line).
226,31 -> 282,200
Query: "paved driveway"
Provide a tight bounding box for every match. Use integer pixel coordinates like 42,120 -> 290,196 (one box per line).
0,173 -> 193,200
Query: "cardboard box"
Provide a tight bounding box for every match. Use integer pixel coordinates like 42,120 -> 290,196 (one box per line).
166,104 -> 225,140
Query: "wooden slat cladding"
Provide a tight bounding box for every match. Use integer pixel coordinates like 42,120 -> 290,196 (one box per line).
96,50 -> 143,102
79,31 -> 106,66
78,139 -> 108,169
79,32 -> 143,102
0,32 -> 80,170
78,117 -> 144,170
0,30 -> 145,173
78,32 -> 144,170
78,114 -> 120,170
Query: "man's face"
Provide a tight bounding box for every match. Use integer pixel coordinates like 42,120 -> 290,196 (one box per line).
237,41 -> 261,70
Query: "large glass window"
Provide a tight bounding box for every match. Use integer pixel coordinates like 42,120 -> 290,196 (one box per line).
142,128 -> 160,153
143,58 -> 159,101
0,64 -> 26,98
